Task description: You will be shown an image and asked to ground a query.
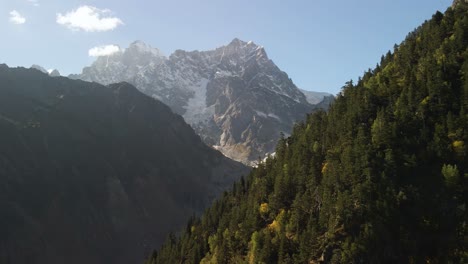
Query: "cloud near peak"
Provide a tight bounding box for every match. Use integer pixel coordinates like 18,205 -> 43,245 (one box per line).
57,5 -> 123,32
89,45 -> 121,57
10,10 -> 26,24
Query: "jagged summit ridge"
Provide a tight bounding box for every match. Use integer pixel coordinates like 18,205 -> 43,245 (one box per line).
74,38 -> 330,164
127,40 -> 165,57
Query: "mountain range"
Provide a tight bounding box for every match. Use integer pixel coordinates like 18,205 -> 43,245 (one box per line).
71,39 -> 332,165
0,1 -> 466,263
0,65 -> 248,264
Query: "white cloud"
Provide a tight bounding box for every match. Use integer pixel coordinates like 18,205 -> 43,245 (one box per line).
9,10 -> 26,24
27,0 -> 39,7
56,5 -> 123,32
88,45 -> 121,57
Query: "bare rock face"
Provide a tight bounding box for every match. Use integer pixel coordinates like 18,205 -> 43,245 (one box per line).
73,39 -> 331,165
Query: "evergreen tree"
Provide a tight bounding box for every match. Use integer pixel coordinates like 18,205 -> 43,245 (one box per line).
147,3 -> 468,263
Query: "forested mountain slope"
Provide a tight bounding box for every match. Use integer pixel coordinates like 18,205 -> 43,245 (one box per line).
148,3 -> 468,263
0,66 -> 248,264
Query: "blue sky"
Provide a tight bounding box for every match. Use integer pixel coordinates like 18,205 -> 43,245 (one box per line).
1,0 -> 453,94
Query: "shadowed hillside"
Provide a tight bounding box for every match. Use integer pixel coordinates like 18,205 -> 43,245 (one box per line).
0,65 -> 248,264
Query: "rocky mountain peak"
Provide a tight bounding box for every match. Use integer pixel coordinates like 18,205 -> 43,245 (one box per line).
228,37 -> 244,46
73,40 -> 331,165
127,40 -> 164,57
221,38 -> 268,62
227,38 -> 258,48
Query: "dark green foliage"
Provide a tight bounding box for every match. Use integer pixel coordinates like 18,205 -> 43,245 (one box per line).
149,4 -> 468,263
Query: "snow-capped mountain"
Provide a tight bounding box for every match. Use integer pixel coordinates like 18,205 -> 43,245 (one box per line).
72,39 -> 331,164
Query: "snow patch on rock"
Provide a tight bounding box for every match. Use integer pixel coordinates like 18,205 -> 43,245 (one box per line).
255,110 -> 281,121
183,78 -> 214,125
